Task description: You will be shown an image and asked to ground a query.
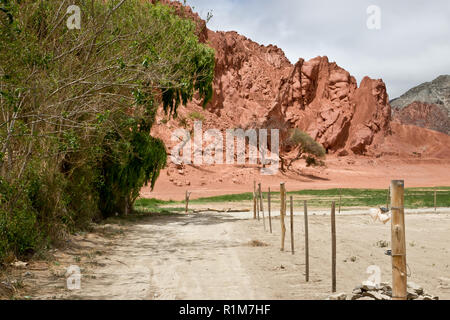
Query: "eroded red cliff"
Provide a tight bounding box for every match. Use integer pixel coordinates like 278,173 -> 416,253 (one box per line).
152,0 -> 450,162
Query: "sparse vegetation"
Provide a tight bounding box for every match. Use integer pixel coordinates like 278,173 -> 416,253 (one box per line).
248,240 -> 269,247
136,187 -> 450,210
188,111 -> 205,121
281,129 -> 326,170
133,198 -> 181,215
178,116 -> 189,128
376,240 -> 390,248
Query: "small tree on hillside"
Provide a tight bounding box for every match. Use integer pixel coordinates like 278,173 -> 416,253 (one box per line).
287,129 -> 326,168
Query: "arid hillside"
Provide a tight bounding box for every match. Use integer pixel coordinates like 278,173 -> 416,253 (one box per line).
152,1 -> 449,156
391,76 -> 450,135
147,1 -> 450,199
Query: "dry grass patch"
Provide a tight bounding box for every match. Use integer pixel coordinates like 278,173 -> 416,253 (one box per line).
248,240 -> 269,247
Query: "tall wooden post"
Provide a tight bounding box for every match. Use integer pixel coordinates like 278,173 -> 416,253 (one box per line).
387,186 -> 390,209
290,196 -> 295,254
304,200 -> 309,282
280,183 -> 286,251
391,180 -> 407,300
259,183 -> 266,231
338,188 -> 342,214
268,187 -> 272,233
185,191 -> 191,214
331,201 -> 336,293
434,187 -> 437,212
256,182 -> 260,221
253,181 -> 257,219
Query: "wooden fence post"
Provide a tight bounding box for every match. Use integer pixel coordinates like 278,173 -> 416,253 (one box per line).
259,183 -> 266,231
280,183 -> 286,251
304,200 -> 309,282
253,181 -> 257,219
268,188 -> 272,233
331,201 -> 336,293
338,188 -> 342,214
256,182 -> 260,221
290,196 -> 295,254
434,187 -> 437,212
185,191 -> 191,214
387,186 -> 390,209
391,180 -> 407,300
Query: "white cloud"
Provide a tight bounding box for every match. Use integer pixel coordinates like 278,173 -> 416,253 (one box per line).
186,0 -> 450,98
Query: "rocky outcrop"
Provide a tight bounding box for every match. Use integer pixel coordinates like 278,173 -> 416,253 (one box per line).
391,75 -> 450,135
391,75 -> 450,113
152,1 -> 450,161
151,28 -> 292,152
205,30 -> 291,127
265,57 -> 391,155
393,102 -> 450,134
328,281 -> 439,301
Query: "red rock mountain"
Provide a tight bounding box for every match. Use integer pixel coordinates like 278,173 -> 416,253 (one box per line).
393,102 -> 449,135
151,1 -> 450,161
264,57 -> 391,155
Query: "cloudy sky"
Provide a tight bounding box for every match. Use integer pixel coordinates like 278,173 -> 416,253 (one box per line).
187,0 -> 450,99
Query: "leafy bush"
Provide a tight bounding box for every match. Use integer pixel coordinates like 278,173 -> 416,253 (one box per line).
289,129 -> 326,157
189,111 -> 205,121
287,129 -> 326,167
0,178 -> 40,258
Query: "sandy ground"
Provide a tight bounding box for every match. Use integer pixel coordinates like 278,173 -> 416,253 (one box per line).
7,210 -> 449,300
141,156 -> 450,201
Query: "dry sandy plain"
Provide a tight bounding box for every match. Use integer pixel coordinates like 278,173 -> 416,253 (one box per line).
142,156 -> 450,201
5,209 -> 449,300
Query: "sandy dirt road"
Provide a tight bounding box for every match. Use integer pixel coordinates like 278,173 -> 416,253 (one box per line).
15,211 -> 450,300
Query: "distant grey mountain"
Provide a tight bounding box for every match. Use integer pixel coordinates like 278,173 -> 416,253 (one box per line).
390,75 -> 450,134
390,75 -> 450,116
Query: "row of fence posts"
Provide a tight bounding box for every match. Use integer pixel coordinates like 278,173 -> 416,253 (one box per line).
184,185 -> 440,215
251,180 -> 408,299
181,180 -> 427,299
253,181 -> 315,284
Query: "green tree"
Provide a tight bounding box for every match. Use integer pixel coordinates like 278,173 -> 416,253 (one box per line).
286,129 -> 326,168
0,0 -> 215,260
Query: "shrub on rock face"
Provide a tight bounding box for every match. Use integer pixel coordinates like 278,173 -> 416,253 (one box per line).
285,129 -> 326,168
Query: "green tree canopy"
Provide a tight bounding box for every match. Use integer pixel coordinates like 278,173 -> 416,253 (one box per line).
0,0 -> 215,261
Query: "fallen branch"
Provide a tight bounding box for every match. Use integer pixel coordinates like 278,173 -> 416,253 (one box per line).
192,208 -> 250,213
